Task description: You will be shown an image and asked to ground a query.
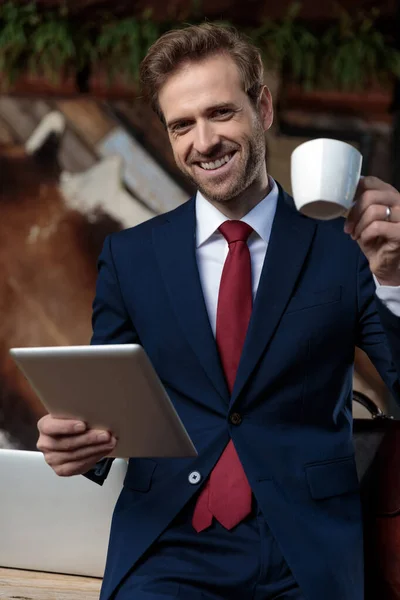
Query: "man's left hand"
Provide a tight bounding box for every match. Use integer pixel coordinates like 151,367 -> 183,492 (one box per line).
344,176 -> 400,286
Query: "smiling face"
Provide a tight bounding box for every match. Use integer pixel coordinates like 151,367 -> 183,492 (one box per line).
158,53 -> 273,215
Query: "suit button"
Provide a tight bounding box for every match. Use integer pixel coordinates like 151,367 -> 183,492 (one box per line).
230,412 -> 242,426
188,471 -> 201,485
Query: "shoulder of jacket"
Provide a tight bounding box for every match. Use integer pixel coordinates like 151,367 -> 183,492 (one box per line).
108,197 -> 194,249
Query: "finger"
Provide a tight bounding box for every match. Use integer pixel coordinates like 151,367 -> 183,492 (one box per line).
358,220 -> 399,246
345,190 -> 399,233
51,455 -> 111,478
43,438 -> 117,468
352,204 -> 400,240
358,176 -> 397,194
37,429 -> 113,453
38,415 -> 87,436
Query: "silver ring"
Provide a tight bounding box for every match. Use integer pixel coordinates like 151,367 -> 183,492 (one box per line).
385,206 -> 392,221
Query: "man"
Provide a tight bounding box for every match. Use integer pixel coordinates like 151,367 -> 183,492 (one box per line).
37,23 -> 400,600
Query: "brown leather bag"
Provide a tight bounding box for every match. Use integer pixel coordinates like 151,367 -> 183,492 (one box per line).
353,391 -> 400,600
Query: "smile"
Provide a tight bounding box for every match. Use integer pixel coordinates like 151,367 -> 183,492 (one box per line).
198,153 -> 235,171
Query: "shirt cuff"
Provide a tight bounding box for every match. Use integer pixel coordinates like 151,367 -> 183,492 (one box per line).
374,274 -> 400,317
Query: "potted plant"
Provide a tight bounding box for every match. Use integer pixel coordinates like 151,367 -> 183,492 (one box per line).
0,1 -> 80,96
0,0 -> 212,99
87,11 -> 161,98
252,2 -> 319,92
269,5 -> 400,122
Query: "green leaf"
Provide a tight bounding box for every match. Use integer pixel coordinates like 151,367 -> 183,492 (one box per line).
0,0 -> 398,92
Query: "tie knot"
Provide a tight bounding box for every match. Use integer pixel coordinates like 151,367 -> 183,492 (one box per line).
219,220 -> 253,244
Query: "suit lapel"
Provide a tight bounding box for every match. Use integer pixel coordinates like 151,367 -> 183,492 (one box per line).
152,198 -> 230,408
231,186 -> 317,404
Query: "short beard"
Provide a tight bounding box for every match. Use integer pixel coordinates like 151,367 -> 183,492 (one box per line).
182,118 -> 266,204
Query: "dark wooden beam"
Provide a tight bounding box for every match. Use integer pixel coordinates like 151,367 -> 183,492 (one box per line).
7,0 -> 399,27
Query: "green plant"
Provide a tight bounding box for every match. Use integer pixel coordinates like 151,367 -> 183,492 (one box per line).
252,2 -> 319,90
254,2 -> 400,91
0,0 -> 399,94
28,9 -> 75,82
95,11 -> 161,83
0,1 -> 93,85
0,1 -> 39,82
320,6 -> 400,90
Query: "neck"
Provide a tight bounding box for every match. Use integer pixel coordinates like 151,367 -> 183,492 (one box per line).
204,170 -> 271,220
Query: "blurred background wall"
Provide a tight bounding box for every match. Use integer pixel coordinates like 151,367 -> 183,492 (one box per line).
0,0 -> 399,448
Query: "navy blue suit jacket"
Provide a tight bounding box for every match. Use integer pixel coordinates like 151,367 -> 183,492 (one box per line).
90,183 -> 400,600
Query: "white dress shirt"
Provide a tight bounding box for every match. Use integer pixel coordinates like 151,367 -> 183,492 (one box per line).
195,176 -> 400,336
196,177 -> 278,336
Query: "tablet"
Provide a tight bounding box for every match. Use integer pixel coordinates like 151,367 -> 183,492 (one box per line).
9,344 -> 197,459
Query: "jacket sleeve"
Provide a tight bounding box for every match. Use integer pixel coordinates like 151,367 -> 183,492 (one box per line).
91,234 -> 139,346
85,234 -> 140,485
355,248 -> 400,406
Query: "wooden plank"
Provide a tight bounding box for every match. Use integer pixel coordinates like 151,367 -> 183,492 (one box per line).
0,98 -> 96,171
0,567 -> 101,600
98,128 -> 188,213
55,100 -> 115,146
60,155 -> 156,228
0,117 -> 15,144
19,98 -> 55,122
58,129 -> 97,172
0,98 -> 98,172
115,99 -> 188,190
0,96 -> 182,214
0,98 -> 40,141
26,100 -> 98,172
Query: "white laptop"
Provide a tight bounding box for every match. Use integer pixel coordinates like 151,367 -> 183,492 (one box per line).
0,449 -> 127,577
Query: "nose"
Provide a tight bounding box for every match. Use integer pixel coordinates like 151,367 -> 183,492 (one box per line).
193,121 -> 219,156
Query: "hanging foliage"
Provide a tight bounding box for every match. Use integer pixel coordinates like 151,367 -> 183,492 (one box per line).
0,1 -> 399,92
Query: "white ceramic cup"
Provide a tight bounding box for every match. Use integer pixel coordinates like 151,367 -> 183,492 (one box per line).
290,138 -> 363,220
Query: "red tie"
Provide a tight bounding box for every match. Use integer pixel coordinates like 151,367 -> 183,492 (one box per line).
192,220 -> 253,532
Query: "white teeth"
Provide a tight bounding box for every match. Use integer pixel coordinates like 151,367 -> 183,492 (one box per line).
200,153 -> 233,171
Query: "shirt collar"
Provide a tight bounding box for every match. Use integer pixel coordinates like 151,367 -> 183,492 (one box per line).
195,176 -> 279,248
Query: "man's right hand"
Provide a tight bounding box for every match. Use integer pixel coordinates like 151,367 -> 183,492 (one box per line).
37,415 -> 117,477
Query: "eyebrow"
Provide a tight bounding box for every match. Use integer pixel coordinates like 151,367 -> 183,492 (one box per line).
166,102 -> 236,129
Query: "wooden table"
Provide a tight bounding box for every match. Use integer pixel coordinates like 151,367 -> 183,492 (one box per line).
0,567 -> 102,599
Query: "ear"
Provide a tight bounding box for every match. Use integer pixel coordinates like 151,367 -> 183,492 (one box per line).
258,86 -> 274,132
25,111 -> 66,156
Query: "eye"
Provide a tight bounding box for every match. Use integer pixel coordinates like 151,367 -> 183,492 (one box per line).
171,121 -> 192,134
212,108 -> 233,118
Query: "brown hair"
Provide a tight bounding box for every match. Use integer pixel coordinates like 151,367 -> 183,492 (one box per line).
139,22 -> 264,122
